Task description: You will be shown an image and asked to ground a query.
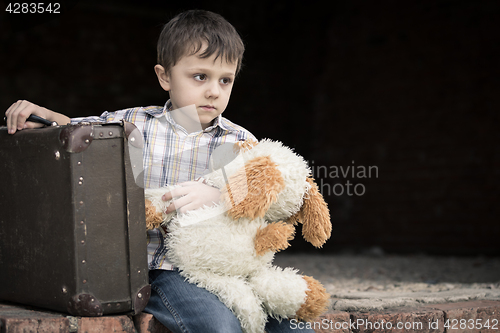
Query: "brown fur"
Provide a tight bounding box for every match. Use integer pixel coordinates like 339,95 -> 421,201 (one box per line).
234,139 -> 258,152
222,156 -> 285,220
254,222 -> 295,256
297,177 -> 332,248
295,276 -> 330,322
285,209 -> 301,226
145,199 -> 163,230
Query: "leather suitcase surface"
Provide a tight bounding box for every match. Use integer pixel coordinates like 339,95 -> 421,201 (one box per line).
0,122 -> 150,316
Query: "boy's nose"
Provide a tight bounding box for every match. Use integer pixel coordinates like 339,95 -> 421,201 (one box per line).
205,80 -> 220,99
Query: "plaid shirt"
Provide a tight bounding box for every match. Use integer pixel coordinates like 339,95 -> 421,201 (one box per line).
71,101 -> 256,270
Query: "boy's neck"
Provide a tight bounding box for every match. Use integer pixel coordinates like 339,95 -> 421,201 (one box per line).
169,104 -> 213,133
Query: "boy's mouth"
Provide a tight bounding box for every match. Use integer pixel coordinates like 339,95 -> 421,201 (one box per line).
200,105 -> 216,111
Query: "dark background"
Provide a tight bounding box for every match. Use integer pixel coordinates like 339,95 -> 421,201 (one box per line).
1,0 -> 499,256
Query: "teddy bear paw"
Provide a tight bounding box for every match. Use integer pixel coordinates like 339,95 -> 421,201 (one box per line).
145,199 -> 164,230
254,221 -> 295,256
295,276 -> 330,322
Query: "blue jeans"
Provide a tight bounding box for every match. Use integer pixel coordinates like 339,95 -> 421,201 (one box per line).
144,269 -> 315,333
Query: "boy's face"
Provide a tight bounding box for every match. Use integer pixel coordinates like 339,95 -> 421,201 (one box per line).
155,45 -> 237,131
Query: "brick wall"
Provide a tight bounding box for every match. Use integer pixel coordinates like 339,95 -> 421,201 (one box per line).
1,0 -> 498,255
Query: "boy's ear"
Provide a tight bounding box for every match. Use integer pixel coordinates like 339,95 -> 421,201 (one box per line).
154,64 -> 171,91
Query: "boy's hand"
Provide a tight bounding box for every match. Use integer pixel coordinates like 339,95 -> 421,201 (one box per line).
162,181 -> 221,214
5,100 -> 48,134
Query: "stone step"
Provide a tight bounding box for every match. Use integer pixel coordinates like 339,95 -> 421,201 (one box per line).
1,300 -> 499,332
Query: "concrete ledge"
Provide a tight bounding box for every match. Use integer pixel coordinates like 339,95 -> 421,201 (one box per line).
1,300 -> 498,332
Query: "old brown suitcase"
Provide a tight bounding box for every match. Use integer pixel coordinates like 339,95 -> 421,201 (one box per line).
0,121 -> 150,316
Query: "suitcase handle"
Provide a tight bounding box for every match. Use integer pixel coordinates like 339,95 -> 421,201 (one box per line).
27,114 -> 58,127
3,114 -> 58,127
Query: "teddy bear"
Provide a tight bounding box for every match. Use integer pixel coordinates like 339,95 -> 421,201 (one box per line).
144,139 -> 332,333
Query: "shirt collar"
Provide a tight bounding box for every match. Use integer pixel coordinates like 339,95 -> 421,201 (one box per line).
143,101 -> 169,118
205,114 -> 229,132
146,100 -> 230,133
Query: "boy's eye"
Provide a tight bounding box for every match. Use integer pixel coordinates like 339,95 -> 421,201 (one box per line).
220,78 -> 233,85
194,74 -> 207,81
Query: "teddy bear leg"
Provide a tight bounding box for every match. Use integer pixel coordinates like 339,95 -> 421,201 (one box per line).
183,272 -> 267,333
249,266 -> 309,320
254,222 -> 295,256
295,276 -> 330,322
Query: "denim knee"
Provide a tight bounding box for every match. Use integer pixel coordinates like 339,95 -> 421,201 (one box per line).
144,269 -> 243,333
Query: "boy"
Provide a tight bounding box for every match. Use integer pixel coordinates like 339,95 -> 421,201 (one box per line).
5,10 -> 314,333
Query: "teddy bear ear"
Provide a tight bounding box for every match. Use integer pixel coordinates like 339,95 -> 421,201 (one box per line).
296,177 -> 332,248
222,155 -> 285,220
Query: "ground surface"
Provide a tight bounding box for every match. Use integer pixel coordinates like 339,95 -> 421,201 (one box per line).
274,252 -> 500,311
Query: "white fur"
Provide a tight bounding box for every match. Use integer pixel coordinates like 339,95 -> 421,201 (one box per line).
145,140 -> 314,333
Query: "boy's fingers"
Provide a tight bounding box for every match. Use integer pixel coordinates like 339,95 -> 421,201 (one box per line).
162,185 -> 190,201
162,189 -> 178,201
165,202 -> 174,213
5,101 -> 21,133
161,182 -> 216,213
16,102 -> 43,129
177,202 -> 198,214
5,100 -> 46,134
166,196 -> 191,213
23,121 -> 44,130
162,191 -> 173,201
5,101 -> 18,118
15,103 -> 30,130
5,100 -> 43,133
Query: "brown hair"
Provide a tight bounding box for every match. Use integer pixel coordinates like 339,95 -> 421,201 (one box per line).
157,10 -> 245,75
